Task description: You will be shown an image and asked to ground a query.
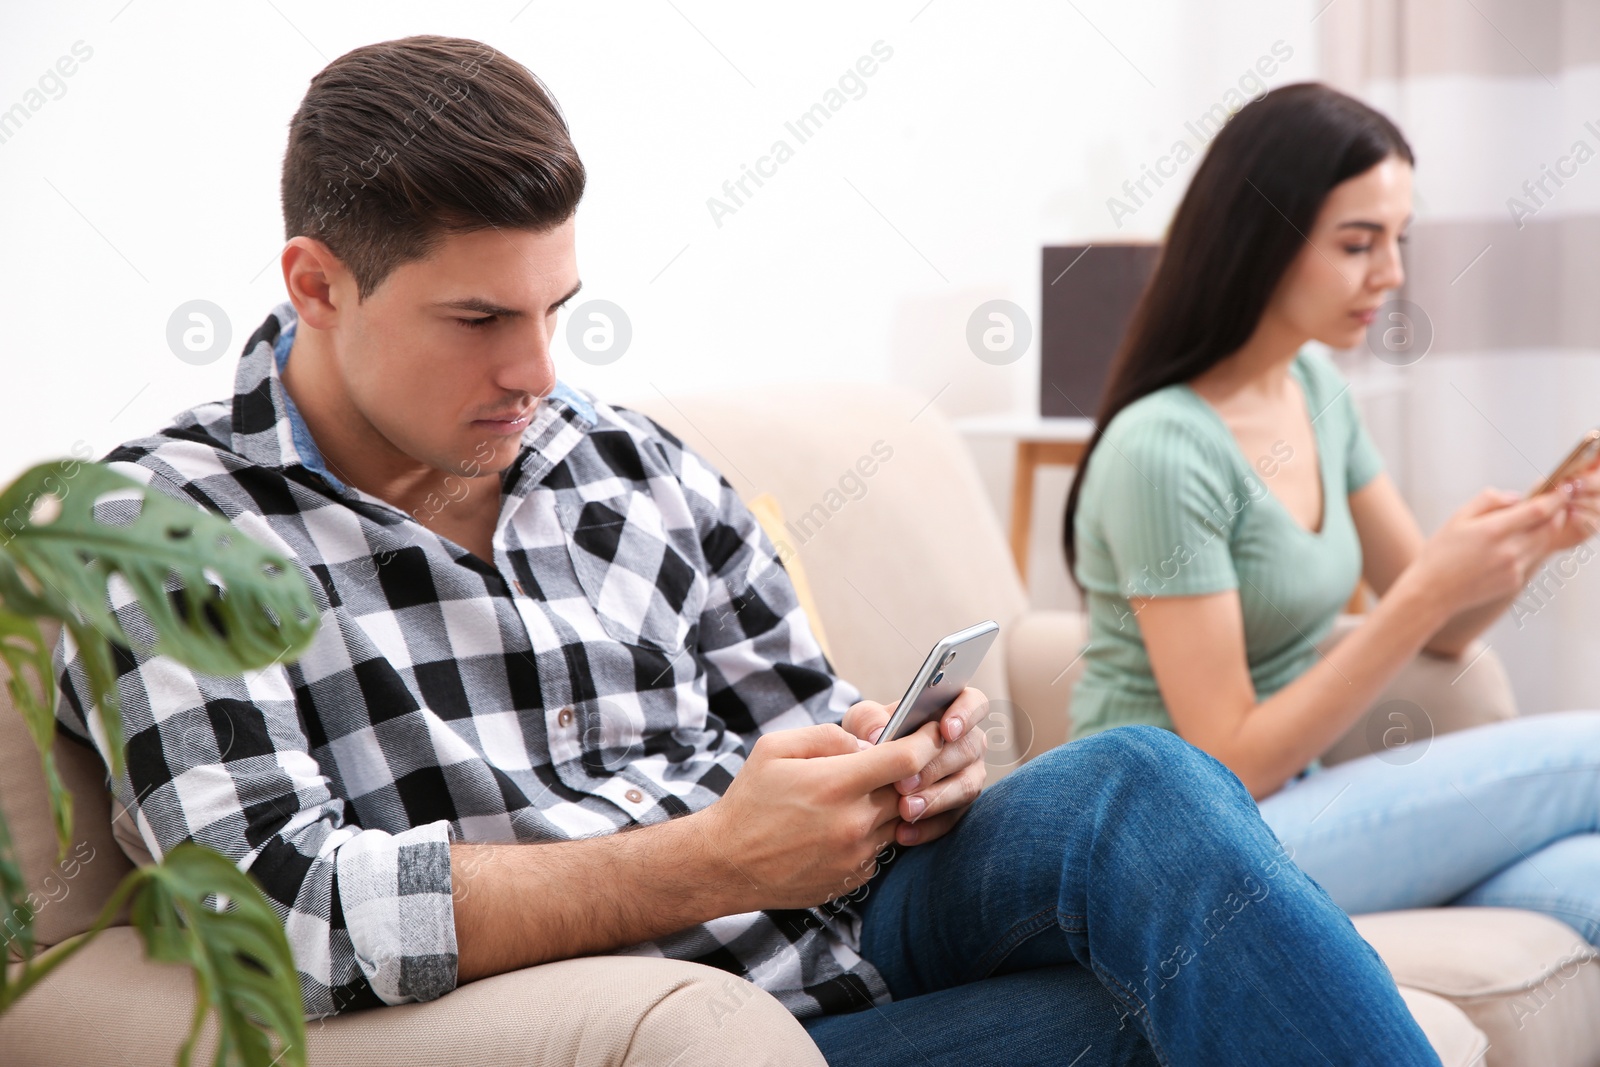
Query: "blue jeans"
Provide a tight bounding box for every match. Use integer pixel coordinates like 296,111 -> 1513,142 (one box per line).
1258,709 -> 1600,943
801,726 -> 1439,1066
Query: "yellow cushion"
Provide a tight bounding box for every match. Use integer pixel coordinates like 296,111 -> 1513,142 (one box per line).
745,492 -> 833,663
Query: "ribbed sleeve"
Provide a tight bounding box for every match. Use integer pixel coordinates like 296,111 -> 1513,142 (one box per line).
1088,413 -> 1242,599
1347,420 -> 1384,493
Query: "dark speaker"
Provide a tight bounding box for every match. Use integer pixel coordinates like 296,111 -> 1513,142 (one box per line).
1039,243 -> 1160,418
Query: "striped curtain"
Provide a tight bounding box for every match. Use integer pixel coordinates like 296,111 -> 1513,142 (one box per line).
1320,1 -> 1600,714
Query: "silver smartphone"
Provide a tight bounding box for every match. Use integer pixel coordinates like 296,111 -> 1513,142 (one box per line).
876,620 -> 1000,745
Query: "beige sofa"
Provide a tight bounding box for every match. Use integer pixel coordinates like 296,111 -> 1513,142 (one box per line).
4,382 -> 1597,1065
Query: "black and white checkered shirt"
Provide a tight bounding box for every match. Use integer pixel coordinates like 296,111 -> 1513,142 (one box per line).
54,300 -> 892,1019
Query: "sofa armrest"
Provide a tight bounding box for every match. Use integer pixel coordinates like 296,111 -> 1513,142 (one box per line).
1,926 -> 826,1067
1315,614 -> 1519,767
1002,609 -> 1089,767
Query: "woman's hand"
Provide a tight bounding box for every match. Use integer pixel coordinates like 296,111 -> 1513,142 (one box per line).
1544,463 -> 1600,553
1400,487 -> 1567,615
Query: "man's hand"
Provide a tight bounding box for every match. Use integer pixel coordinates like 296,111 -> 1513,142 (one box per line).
455,719 -> 954,981
694,722 -> 951,910
841,688 -> 989,847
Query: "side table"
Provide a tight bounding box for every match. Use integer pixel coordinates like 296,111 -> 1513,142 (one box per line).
953,414 -> 1094,581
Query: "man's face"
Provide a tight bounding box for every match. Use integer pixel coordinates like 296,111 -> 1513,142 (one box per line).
325,220 -> 580,478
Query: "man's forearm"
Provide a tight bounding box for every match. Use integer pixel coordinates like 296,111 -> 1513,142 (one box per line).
451,809 -> 749,983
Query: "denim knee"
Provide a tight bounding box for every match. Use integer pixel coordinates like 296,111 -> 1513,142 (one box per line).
1008,725 -> 1257,824
1038,725 -> 1239,786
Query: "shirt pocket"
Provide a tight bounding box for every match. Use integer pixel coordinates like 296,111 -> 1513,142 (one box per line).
554,491 -> 702,654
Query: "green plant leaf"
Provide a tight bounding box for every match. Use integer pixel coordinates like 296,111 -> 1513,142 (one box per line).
2,860 -> 145,1014
132,843 -> 308,1067
0,801 -> 35,974
0,513 -> 127,823
0,462 -> 319,1065
0,605 -> 72,859
0,460 -> 319,679
63,617 -> 127,781
0,548 -> 55,618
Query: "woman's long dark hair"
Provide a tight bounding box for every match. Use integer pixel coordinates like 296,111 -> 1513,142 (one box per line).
1061,82 -> 1414,579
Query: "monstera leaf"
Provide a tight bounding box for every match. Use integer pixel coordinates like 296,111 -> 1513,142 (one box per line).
0,459 -> 319,677
0,603 -> 70,859
0,459 -> 317,1066
0,459 -> 318,846
133,844 -> 308,1067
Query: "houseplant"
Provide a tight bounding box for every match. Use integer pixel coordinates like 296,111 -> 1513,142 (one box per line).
0,457 -> 320,1066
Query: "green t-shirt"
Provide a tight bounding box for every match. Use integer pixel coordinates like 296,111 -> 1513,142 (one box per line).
1069,349 -> 1385,740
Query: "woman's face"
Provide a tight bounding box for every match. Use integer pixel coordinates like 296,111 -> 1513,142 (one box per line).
1266,155 -> 1413,351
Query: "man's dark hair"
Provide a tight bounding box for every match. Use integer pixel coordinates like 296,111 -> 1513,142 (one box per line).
281,34 -> 585,301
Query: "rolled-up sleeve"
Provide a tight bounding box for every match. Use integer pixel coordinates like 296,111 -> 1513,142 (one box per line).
52,466 -> 458,1017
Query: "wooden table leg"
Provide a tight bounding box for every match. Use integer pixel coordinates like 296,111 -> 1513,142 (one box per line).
1006,439 -> 1087,585
1009,442 -> 1037,581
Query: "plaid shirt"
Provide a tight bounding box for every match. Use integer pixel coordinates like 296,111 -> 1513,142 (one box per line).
54,300 -> 893,1019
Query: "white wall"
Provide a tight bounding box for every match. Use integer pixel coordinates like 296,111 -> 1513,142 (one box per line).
1352,65 -> 1600,716
0,2 -> 1320,555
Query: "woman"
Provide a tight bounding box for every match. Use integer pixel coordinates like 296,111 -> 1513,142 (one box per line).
1065,81 -> 1600,939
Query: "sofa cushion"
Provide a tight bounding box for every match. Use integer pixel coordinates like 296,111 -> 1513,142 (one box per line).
1003,609 -> 1088,763
1,619 -> 136,954
625,383 -> 1028,708
1315,617 -> 1518,766
1396,987 -> 1489,1067
2,927 -> 1493,1067
1,926 -> 827,1066
746,491 -> 834,662
1355,908 -> 1600,1067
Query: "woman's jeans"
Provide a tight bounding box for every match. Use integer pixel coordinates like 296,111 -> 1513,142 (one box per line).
800,726 -> 1440,1067
1259,709 -> 1600,943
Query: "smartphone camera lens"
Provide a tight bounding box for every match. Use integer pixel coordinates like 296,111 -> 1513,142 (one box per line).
929,670 -> 945,686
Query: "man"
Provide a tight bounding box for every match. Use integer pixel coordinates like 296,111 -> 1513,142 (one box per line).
57,34 -> 1441,1065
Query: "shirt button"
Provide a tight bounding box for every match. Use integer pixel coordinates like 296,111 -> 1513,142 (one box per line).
625,788 -> 644,804
556,707 -> 574,727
